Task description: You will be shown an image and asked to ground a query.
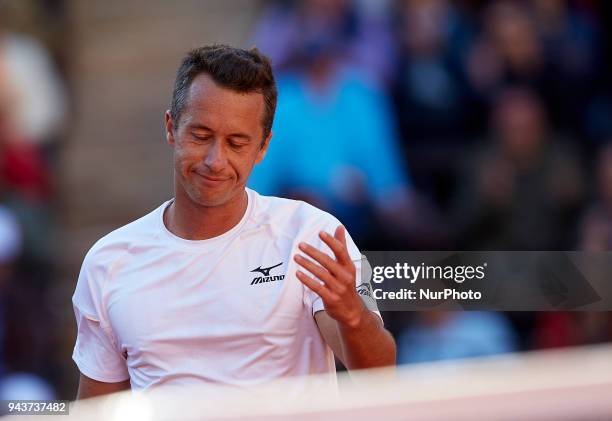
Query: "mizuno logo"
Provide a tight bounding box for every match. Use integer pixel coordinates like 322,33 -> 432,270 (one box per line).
250,262 -> 285,285
250,262 -> 282,277
356,283 -> 373,298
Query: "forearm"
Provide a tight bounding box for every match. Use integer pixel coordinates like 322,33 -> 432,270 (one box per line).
76,374 -> 131,400
338,308 -> 396,370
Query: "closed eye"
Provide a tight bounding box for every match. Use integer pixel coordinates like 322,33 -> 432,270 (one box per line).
192,134 -> 212,142
229,141 -> 248,150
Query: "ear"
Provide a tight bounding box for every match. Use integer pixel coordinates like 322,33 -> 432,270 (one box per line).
165,110 -> 176,146
255,131 -> 273,164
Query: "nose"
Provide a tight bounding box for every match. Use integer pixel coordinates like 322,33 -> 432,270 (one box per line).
204,139 -> 227,173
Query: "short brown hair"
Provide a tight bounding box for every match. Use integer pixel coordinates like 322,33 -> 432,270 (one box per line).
170,44 -> 277,141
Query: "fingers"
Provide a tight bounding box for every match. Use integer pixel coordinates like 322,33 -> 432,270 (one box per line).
298,241 -> 342,276
293,254 -> 340,291
320,228 -> 352,266
334,225 -> 346,245
293,226 -> 356,293
295,270 -> 338,302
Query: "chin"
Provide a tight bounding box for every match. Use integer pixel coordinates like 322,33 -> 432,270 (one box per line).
189,188 -> 238,208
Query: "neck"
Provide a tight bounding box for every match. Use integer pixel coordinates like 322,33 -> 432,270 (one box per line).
164,187 -> 248,241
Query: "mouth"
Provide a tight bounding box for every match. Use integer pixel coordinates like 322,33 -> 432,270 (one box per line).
194,172 -> 230,185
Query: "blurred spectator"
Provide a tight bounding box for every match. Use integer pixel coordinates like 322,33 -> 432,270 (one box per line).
0,204 -> 22,376
249,13 -> 439,246
0,79 -> 52,203
0,205 -> 55,383
579,143 -> 612,251
531,312 -> 580,349
249,74 -> 416,244
252,0 -> 396,84
391,0 -> 475,208
397,311 -> 517,364
540,139 -> 612,353
0,1 -> 67,399
394,0 -> 473,140
0,372 -> 56,404
585,95 -> 612,146
532,311 -> 612,349
0,55 -> 54,264
531,0 -> 601,134
0,26 -> 68,147
453,87 -> 584,249
465,2 -> 546,101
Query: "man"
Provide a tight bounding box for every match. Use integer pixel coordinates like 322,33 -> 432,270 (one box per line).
72,45 -> 396,399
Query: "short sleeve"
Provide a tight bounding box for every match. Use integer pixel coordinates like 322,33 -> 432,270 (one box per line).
71,249 -> 130,383
304,219 -> 382,323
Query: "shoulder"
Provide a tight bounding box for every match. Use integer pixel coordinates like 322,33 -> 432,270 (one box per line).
248,189 -> 363,258
72,202 -> 167,313
81,201 -> 167,271
249,189 -> 342,237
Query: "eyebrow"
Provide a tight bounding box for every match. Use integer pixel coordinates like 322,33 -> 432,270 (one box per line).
188,123 -> 213,132
189,123 -> 252,141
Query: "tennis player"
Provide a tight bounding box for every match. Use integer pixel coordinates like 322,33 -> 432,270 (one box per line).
72,45 -> 396,399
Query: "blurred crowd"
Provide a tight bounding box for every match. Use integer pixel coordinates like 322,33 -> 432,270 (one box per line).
0,0 -> 611,400
249,0 -> 612,365
0,0 -> 70,403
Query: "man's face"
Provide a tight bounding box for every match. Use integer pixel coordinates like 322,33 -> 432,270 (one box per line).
165,73 -> 271,207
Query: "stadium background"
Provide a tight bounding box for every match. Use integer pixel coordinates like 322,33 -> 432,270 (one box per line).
0,0 -> 611,401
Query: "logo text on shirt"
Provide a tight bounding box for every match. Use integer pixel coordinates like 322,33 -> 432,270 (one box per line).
250,263 -> 285,285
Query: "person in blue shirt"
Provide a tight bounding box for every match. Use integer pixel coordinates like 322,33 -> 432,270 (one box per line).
249,39 -> 414,243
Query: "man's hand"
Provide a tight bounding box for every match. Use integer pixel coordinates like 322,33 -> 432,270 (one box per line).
293,225 -> 396,369
293,225 -> 366,328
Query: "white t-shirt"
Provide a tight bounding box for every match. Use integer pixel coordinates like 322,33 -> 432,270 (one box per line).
72,188 -> 379,392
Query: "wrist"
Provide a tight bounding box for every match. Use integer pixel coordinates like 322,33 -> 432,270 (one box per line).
339,304 -> 368,330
